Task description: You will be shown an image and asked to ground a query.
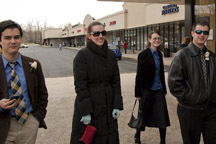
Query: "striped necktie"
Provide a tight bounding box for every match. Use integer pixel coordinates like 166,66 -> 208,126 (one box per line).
200,51 -> 208,89
9,62 -> 28,124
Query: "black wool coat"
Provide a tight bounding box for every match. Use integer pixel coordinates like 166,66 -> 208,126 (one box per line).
135,48 -> 167,98
70,40 -> 123,144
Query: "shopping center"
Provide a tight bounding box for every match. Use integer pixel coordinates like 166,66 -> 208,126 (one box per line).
42,0 -> 215,55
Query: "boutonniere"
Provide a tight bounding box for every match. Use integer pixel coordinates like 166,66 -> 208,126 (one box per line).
205,51 -> 209,61
29,61 -> 37,72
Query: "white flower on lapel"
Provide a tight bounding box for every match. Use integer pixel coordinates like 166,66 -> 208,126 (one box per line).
205,51 -> 209,61
29,61 -> 37,72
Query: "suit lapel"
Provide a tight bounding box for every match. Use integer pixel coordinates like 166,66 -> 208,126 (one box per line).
21,56 -> 34,100
0,55 -> 9,98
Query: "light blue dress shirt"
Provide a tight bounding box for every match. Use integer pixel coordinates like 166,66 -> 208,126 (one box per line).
1,53 -> 32,116
149,47 -> 163,90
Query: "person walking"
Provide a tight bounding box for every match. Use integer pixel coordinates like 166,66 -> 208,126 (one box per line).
168,20 -> 216,144
134,30 -> 170,144
59,43 -> 62,51
123,40 -> 127,54
0,20 -> 48,144
70,21 -> 123,144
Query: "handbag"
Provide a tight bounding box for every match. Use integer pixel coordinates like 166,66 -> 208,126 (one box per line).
80,125 -> 96,144
128,99 -> 144,129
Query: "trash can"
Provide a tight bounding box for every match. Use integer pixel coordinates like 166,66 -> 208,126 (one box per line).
164,48 -> 170,57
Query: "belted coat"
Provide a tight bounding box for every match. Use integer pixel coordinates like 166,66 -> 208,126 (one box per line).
70,40 -> 123,144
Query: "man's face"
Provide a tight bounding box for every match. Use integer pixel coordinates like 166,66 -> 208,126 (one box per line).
191,25 -> 209,48
0,28 -> 21,57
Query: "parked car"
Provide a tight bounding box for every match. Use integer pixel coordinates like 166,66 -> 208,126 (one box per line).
20,44 -> 28,48
108,44 -> 122,60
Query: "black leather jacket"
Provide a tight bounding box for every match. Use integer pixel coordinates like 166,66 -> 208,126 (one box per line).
168,43 -> 216,110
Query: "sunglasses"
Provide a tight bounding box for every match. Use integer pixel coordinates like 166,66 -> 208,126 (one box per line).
194,30 -> 209,35
91,31 -> 107,37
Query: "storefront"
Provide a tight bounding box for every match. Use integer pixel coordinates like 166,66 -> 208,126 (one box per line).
186,0 -> 215,52
99,0 -> 216,53
123,21 -> 185,54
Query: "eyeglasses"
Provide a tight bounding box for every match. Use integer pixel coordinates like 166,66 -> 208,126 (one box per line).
194,30 -> 209,35
153,37 -> 161,41
90,31 -> 107,37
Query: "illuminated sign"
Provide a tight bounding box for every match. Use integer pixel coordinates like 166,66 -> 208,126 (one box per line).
109,21 -> 116,26
162,4 -> 179,15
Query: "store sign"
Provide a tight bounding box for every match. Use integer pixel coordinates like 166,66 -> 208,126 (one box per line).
109,21 -> 116,26
77,30 -> 81,33
162,4 -> 179,15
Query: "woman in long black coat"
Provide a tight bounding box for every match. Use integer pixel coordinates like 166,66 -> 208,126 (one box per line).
70,21 -> 123,144
134,30 -> 170,144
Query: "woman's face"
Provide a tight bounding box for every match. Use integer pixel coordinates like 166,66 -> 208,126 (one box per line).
87,25 -> 106,47
148,33 -> 161,49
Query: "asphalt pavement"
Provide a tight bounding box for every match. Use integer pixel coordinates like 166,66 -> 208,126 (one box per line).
35,46 -> 198,144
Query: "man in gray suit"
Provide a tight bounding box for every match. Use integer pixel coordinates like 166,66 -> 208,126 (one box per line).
0,20 -> 48,144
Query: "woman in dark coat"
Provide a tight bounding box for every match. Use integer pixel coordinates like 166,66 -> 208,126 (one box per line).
70,21 -> 123,144
134,30 -> 170,144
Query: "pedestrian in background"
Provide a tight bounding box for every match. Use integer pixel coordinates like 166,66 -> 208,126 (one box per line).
70,21 -> 123,144
0,20 -> 48,144
59,43 -> 62,51
123,40 -> 127,54
180,36 -> 191,49
134,30 -> 170,144
168,20 -> 216,144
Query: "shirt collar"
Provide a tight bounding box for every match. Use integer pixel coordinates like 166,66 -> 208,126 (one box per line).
149,47 -> 158,55
192,42 -> 207,54
1,53 -> 22,68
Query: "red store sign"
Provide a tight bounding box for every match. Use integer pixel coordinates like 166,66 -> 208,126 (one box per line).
109,21 -> 116,26
77,30 -> 81,33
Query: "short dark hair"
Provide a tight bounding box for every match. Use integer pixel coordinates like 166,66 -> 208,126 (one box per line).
87,21 -> 104,34
192,20 -> 210,31
0,20 -> 23,41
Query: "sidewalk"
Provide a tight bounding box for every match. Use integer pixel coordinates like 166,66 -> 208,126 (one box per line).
63,46 -> 174,66
36,73 -> 183,144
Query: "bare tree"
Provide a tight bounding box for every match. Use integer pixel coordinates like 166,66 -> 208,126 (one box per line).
26,19 -> 34,42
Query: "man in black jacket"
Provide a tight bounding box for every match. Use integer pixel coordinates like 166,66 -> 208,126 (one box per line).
168,20 -> 216,144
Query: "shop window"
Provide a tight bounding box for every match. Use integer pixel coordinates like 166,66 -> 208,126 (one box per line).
144,27 -> 148,49
194,0 -> 215,52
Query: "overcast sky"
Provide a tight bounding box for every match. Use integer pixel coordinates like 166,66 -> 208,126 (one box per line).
1,0 -> 123,28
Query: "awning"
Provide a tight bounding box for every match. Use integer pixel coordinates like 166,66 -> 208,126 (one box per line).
97,0 -> 185,4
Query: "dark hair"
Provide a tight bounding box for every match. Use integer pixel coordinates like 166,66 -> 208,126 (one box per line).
0,20 -> 23,41
146,30 -> 161,48
87,21 -> 104,34
192,20 -> 210,31
86,21 -> 104,42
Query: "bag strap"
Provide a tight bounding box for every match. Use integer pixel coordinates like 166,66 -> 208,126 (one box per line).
132,99 -> 138,112
131,99 -> 141,115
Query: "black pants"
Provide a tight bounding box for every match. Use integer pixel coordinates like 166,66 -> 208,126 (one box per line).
177,104 -> 216,144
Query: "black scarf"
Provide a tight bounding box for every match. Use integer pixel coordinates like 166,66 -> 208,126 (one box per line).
87,40 -> 108,58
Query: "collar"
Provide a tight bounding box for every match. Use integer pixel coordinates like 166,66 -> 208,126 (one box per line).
87,40 -> 108,57
192,43 -> 207,54
149,47 -> 158,55
188,43 -> 208,57
1,53 -> 22,68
